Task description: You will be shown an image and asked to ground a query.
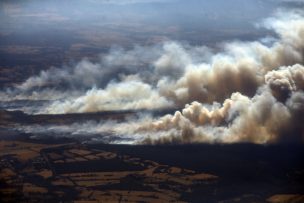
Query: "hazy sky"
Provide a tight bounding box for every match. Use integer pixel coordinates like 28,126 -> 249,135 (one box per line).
0,0 -> 280,30
0,0 -> 287,48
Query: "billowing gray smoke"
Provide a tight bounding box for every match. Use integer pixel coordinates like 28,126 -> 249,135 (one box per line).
3,10 -> 304,144
141,64 -> 304,144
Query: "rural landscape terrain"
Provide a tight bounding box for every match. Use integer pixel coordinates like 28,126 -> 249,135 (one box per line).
0,110 -> 303,202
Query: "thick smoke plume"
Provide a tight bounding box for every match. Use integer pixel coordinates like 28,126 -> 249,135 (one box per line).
2,10 -> 304,144
140,11 -> 304,144
142,64 -> 304,144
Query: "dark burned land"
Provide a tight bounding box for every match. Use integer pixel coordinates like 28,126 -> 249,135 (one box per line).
0,110 -> 303,203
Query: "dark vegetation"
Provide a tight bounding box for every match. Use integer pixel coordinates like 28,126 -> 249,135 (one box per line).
91,143 -> 304,201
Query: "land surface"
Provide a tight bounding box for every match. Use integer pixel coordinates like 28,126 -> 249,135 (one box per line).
0,110 -> 303,202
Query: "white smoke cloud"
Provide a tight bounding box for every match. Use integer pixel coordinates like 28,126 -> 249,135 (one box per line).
16,114 -> 157,144
44,80 -> 173,114
17,45 -> 162,91
2,10 -> 304,144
